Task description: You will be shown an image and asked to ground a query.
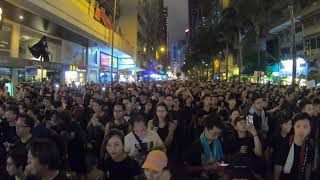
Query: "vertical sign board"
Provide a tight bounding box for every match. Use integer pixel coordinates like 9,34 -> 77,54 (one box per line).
0,24 -> 12,56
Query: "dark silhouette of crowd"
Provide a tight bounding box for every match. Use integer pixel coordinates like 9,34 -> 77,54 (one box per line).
0,80 -> 319,180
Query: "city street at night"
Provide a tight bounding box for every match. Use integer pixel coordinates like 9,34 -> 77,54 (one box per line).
0,0 -> 320,180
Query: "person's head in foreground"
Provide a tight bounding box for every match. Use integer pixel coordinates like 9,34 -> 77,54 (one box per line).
26,138 -> 63,179
142,150 -> 170,180
6,149 -> 27,178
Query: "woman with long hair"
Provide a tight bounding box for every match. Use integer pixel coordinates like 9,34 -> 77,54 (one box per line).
148,103 -> 176,148
99,129 -> 140,180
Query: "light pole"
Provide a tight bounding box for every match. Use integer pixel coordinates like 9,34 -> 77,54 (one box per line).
289,2 -> 297,86
110,0 -> 117,83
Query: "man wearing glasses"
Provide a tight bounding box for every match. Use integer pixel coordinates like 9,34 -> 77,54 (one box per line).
14,115 -> 34,153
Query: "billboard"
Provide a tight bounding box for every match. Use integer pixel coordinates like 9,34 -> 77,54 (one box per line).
25,66 -> 38,76
100,52 -> 118,69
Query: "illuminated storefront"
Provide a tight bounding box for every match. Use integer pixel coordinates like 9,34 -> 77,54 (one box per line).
64,65 -> 86,84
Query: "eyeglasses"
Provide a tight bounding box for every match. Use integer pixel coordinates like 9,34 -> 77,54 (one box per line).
16,125 -> 30,129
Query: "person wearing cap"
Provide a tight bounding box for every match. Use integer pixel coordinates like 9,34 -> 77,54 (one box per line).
142,150 -> 171,180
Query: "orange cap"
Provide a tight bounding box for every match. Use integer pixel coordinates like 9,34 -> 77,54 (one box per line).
142,150 -> 168,172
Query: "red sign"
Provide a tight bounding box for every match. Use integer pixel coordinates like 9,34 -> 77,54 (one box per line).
100,53 -> 111,67
94,2 -> 112,29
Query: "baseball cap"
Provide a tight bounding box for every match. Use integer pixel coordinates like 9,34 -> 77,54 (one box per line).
142,150 -> 168,172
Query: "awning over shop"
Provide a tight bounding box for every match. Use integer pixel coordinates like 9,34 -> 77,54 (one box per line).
120,66 -> 145,72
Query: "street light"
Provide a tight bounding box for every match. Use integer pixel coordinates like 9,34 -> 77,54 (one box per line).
160,47 -> 166,52
0,7 -> 2,22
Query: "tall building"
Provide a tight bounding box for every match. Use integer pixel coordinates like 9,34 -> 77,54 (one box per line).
119,0 -> 164,71
167,0 -> 188,74
266,0 -> 320,80
0,0 -> 136,87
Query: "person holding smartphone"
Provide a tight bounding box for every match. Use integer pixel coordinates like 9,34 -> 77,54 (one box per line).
183,114 -> 226,179
224,116 -> 264,179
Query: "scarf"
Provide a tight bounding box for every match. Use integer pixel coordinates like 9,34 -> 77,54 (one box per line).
249,107 -> 268,136
283,136 -> 308,180
200,132 -> 223,162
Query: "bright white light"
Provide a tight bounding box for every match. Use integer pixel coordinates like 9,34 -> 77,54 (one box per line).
150,74 -> 161,79
185,28 -> 189,33
280,57 -> 307,76
19,15 -> 24,20
55,84 -> 59,88
272,72 -> 279,76
75,82 -> 80,88
102,87 -> 106,91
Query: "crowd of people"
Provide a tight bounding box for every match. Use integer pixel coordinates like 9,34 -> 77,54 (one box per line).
0,80 -> 319,180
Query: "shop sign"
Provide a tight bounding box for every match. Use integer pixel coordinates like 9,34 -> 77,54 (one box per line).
0,24 -> 12,55
25,66 -> 38,76
69,65 -> 78,71
32,61 -> 62,70
94,1 -> 112,29
100,52 -> 118,69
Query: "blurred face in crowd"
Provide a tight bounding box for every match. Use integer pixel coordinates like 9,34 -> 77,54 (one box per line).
230,110 -> 240,123
254,98 -> 264,111
109,93 -> 116,101
113,105 -> 125,121
27,151 -> 44,176
156,105 -> 167,121
144,168 -> 162,180
211,96 -> 218,106
18,105 -> 26,115
6,157 -> 21,176
314,104 -> 320,114
16,117 -> 31,138
173,98 -> 180,108
43,99 -> 51,108
133,121 -> 147,139
5,110 -> 17,124
50,114 -> 59,126
228,99 -> 237,109
185,97 -> 192,106
294,119 -> 311,139
235,120 -> 247,133
92,102 -> 102,113
203,96 -> 212,107
158,96 -> 165,103
280,120 -> 292,134
204,126 -> 221,142
164,96 -> 173,108
302,104 -> 314,117
123,99 -> 133,112
61,97 -> 68,105
0,107 -> 5,117
76,96 -> 84,105
106,135 -> 124,160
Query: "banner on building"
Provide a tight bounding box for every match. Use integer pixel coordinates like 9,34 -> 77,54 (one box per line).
25,66 -> 38,76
